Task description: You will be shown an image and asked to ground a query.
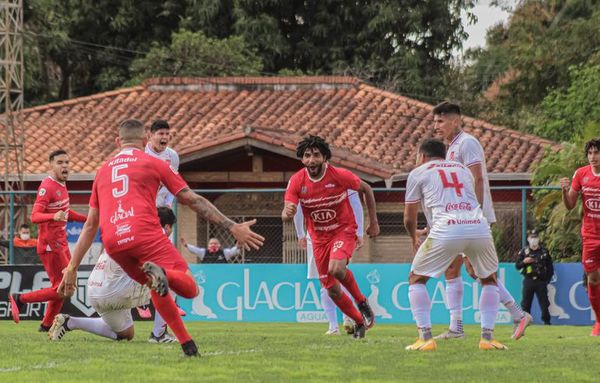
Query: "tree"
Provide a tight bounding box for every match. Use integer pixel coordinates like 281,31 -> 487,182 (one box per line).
128,30 -> 263,81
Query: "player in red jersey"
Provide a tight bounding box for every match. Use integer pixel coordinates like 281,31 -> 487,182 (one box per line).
560,138 -> 600,336
58,119 -> 264,357
9,150 -> 87,331
283,135 -> 380,339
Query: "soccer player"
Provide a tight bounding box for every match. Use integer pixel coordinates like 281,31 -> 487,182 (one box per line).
145,119 -> 180,208
404,139 -> 506,351
432,101 -> 531,340
282,135 -> 379,339
58,119 -> 264,357
293,189 -> 364,335
48,206 -> 179,343
560,138 -> 600,336
8,150 -> 87,331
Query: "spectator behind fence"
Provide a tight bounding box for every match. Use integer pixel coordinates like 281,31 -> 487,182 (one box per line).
515,229 -> 554,325
181,237 -> 240,263
0,224 -> 39,264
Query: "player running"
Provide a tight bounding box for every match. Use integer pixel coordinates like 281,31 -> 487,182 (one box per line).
560,138 -> 600,336
58,119 -> 264,357
404,139 -> 506,351
432,102 -> 531,340
9,150 -> 87,332
293,189 -> 364,335
282,135 -> 379,339
48,206 -> 179,343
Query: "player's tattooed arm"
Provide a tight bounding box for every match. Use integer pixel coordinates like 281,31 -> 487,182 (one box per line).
177,188 -> 235,229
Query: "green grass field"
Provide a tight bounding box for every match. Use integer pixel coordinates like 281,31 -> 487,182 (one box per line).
1,321 -> 600,382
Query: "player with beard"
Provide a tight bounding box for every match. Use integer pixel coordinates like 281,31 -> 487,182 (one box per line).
282,135 -> 379,339
9,150 -> 87,332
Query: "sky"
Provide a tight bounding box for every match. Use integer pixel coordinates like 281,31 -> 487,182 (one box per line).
462,1 -> 515,51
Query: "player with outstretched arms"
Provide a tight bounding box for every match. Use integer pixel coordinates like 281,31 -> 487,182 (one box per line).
282,135 -> 379,339
404,139 -> 506,351
58,119 -> 264,357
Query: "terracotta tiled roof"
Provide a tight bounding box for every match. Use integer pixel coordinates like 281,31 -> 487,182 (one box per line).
1,76 -> 559,180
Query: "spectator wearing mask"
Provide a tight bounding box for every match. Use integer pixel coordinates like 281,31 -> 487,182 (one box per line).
1,223 -> 38,248
181,237 -> 239,264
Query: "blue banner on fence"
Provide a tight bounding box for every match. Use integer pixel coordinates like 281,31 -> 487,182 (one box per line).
179,263 -> 594,325
66,222 -> 101,243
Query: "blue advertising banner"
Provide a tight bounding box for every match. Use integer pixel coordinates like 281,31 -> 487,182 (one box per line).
180,263 -> 594,325
66,222 -> 101,243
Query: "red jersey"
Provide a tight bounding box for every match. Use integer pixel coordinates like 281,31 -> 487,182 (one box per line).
30,177 -> 72,254
285,164 -> 361,245
89,148 -> 187,254
572,165 -> 600,240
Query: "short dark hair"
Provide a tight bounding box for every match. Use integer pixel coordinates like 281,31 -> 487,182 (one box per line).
150,120 -> 170,133
432,101 -> 461,116
296,135 -> 332,160
419,138 -> 447,159
19,223 -> 30,230
584,138 -> 600,155
49,149 -> 68,162
157,206 -> 176,228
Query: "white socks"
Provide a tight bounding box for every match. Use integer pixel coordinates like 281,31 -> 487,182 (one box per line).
445,277 -> 464,332
497,280 -> 525,321
153,310 -> 168,337
67,317 -> 118,340
321,287 -> 339,331
409,284 -> 432,329
479,284 -> 499,332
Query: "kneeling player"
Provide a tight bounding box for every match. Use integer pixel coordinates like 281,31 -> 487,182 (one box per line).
404,139 -> 506,351
49,207 -> 179,342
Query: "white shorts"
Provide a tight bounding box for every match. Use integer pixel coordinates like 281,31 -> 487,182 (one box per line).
306,238 -> 319,279
411,237 -> 498,279
89,282 -> 151,333
95,307 -> 133,333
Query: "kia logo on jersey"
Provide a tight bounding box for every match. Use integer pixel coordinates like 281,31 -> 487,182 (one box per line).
585,198 -> 600,211
310,209 -> 336,223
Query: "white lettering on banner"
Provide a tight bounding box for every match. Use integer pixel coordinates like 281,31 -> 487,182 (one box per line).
392,282 -> 410,310
217,282 -> 243,321
296,311 -> 329,323
569,281 -> 595,320
272,282 -> 295,311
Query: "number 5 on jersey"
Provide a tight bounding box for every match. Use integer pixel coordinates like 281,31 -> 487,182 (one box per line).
112,164 -> 129,198
438,170 -> 464,196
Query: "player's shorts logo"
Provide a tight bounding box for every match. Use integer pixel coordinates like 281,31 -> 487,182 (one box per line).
310,209 -> 336,223
332,241 -> 344,252
585,198 -> 600,212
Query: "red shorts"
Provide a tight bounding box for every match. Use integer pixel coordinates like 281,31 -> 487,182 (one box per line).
313,230 -> 356,289
39,248 -> 71,289
583,239 -> 600,273
109,236 -> 188,285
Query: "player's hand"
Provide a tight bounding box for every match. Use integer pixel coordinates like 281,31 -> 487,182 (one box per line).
298,237 -> 307,250
366,221 -> 380,238
416,227 -> 428,238
411,237 -> 422,254
355,235 -> 364,249
58,266 -> 77,297
283,204 -> 297,218
180,237 -> 187,247
230,219 -> 265,251
53,210 -> 67,222
559,177 -> 571,192
524,256 -> 535,264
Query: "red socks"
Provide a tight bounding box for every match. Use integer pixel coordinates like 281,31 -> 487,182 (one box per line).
588,283 -> 600,321
151,291 -> 192,344
20,288 -> 62,304
42,299 -> 65,327
332,292 -> 364,325
340,269 -> 366,303
165,270 -> 198,299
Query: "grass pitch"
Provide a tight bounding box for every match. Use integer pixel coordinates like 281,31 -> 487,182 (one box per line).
1,321 -> 600,382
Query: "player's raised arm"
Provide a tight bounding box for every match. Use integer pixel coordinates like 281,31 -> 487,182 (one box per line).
176,188 -> 264,251
358,181 -> 379,237
59,207 -> 100,296
560,177 -> 578,210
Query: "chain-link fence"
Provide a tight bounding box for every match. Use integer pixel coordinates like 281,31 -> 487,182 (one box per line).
0,186 -> 564,265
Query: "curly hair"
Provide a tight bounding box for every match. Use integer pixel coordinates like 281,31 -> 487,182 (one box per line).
296,135 -> 331,160
584,138 -> 600,155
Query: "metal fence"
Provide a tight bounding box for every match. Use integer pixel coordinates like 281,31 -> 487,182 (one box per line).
0,186 -> 562,265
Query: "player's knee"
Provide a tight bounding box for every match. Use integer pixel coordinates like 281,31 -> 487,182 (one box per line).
329,267 -> 345,280
479,274 -> 497,285
588,272 -> 600,285
116,326 -> 135,341
408,272 -> 428,285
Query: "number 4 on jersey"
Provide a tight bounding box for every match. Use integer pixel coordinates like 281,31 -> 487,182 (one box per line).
438,170 -> 464,196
